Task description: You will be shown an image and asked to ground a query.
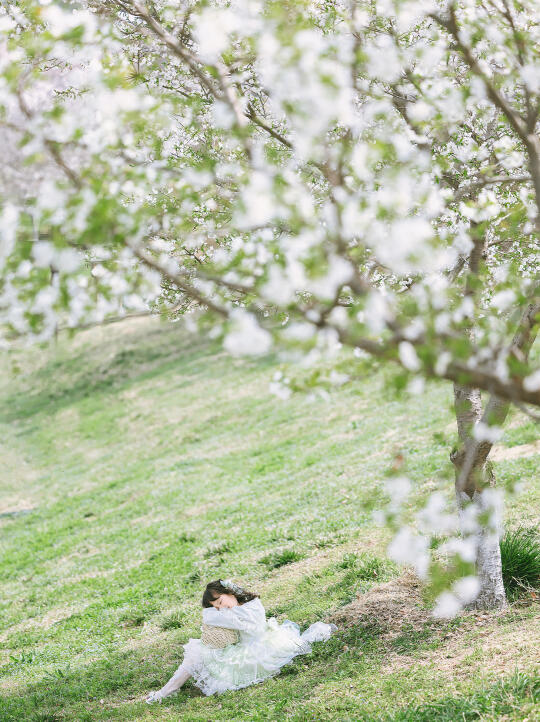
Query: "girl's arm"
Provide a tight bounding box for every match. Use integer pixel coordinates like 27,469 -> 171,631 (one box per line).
202,599 -> 266,634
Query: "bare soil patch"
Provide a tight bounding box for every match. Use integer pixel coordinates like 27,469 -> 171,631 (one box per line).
0,602 -> 89,644
491,440 -> 540,461
426,610 -> 540,677
329,571 -> 426,633
329,571 -> 540,679
0,500 -> 36,518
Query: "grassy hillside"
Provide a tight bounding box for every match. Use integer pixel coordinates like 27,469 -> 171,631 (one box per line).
0,317 -> 538,721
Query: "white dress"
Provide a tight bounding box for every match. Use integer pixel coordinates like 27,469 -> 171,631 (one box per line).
179,598 -> 336,696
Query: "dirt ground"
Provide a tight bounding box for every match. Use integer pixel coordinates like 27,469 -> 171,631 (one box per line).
329,572 -> 540,680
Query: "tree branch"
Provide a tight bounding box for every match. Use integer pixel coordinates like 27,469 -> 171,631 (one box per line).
430,2 -> 540,229
129,1 -> 221,100
130,245 -> 231,317
430,4 -> 528,143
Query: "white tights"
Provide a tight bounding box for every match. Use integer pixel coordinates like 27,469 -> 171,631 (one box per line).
147,661 -> 191,702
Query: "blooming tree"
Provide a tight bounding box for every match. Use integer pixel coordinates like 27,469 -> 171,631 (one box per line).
1,0 -> 539,613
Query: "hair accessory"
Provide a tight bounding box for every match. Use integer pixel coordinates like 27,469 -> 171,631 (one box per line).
219,578 -> 243,596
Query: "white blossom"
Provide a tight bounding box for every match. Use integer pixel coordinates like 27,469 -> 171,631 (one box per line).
223,308 -> 272,356
329,370 -> 350,386
384,475 -> 412,512
477,488 -> 504,533
453,575 -> 480,604
387,527 -> 429,579
520,64 -> 540,93
364,291 -> 393,334
491,289 -> 515,312
305,255 -> 353,301
432,591 -> 462,618
269,379 -> 292,400
523,369 -> 540,392
237,171 -> 276,228
260,265 -> 299,306
32,241 -> 55,268
0,0 -> 538,606
399,341 -> 421,371
438,537 -> 478,562
472,422 -> 503,444
55,248 -> 82,273
42,5 -> 97,41
406,376 -> 425,395
417,492 -> 458,535
282,322 -> 316,341
0,204 -> 18,264
365,35 -> 402,83
193,8 -> 241,60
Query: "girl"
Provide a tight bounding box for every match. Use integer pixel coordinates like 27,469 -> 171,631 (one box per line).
145,578 -> 337,702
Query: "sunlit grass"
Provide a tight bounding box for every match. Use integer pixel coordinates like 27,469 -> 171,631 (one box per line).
0,317 -> 538,721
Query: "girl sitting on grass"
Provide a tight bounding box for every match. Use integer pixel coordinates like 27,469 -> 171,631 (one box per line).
145,578 -> 337,702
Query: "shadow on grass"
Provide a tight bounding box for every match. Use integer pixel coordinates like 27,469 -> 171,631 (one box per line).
0,619 -> 387,722
0,642 -> 211,722
1,648 -> 148,722
2,610 -> 535,722
390,619 -> 461,656
1,329 -> 220,424
379,670 -> 540,722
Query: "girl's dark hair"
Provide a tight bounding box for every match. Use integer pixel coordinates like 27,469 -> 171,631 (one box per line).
202,580 -> 259,608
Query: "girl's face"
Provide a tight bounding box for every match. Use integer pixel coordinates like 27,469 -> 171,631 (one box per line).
210,593 -> 239,609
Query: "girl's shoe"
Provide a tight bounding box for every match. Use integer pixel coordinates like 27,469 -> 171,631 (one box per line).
145,691 -> 163,704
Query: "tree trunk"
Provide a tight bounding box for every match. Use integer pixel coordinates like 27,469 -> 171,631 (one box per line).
472,494 -> 507,609
451,299 -> 540,610
452,442 -> 507,608
451,393 -> 508,610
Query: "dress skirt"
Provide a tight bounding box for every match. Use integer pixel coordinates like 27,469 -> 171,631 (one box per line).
181,618 -> 333,696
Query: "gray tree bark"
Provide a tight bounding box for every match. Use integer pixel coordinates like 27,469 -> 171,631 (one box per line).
450,230 -> 539,609
451,385 -> 508,609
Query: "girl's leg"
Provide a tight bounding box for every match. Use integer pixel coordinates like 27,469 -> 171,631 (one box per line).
158,663 -> 192,697
146,662 -> 192,703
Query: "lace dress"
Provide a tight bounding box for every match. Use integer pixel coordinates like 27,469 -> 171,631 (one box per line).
179,598 -> 335,696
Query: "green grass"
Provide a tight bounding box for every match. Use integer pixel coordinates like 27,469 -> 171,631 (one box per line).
500,526 -> 540,598
260,549 -> 304,569
0,317 -> 538,721
385,670 -> 540,722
